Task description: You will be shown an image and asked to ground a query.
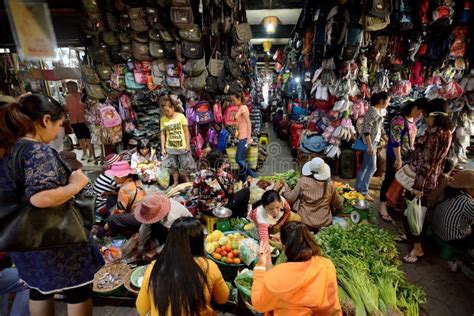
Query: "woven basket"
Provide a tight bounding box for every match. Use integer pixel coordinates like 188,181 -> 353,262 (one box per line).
93,263 -> 130,294
123,268 -> 140,296
226,145 -> 258,170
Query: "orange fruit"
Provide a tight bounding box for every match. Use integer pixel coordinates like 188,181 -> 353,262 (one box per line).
212,253 -> 222,260
232,250 -> 239,256
233,258 -> 241,264
227,252 -> 234,259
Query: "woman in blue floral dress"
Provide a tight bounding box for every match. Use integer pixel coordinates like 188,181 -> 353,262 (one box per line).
0,94 -> 104,316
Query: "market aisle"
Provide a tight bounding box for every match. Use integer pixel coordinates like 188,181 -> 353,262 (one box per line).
258,123 -> 296,176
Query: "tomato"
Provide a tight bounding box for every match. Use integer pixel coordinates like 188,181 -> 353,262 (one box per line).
227,252 -> 234,259
233,258 -> 241,264
221,251 -> 227,256
215,247 -> 222,253
212,253 -> 222,260
224,245 -> 231,252
232,250 -> 239,256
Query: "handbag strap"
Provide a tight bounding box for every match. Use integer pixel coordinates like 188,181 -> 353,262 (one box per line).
216,173 -> 231,199
125,182 -> 140,213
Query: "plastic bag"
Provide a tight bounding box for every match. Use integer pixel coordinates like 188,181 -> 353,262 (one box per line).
239,238 -> 259,266
155,166 -> 170,189
234,269 -> 254,301
405,198 -> 427,236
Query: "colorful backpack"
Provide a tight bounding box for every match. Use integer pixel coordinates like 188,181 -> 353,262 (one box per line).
217,128 -> 230,152
224,103 -> 239,126
206,127 -> 218,146
213,101 -> 223,124
186,101 -> 197,126
195,101 -> 213,124
100,105 -> 122,128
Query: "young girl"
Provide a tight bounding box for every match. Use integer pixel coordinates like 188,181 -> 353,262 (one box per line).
131,139 -> 160,183
160,96 -> 196,185
136,217 -> 229,316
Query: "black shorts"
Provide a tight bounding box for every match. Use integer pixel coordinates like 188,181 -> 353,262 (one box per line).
71,123 -> 91,139
29,284 -> 92,304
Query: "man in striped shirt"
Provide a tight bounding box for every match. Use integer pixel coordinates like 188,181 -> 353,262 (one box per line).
94,154 -> 121,217
432,170 -> 474,250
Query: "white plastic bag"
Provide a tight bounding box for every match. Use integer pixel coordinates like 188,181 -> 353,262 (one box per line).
155,166 -> 170,189
238,238 -> 259,266
405,198 -> 427,236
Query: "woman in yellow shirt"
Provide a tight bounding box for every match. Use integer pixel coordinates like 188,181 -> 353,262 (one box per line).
136,217 -> 229,316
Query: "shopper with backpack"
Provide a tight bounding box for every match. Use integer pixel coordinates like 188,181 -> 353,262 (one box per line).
232,92 -> 257,181
354,92 -> 391,201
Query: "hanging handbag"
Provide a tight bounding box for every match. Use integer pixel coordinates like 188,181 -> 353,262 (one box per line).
185,71 -> 206,91
233,22 -> 252,44
159,29 -> 175,42
205,76 -> 219,94
182,41 -> 203,59
102,31 -> 119,46
208,44 -> 224,77
385,180 -> 404,207
395,164 -> 416,191
88,45 -> 112,65
224,57 -> 241,79
183,57 -> 206,77
0,143 -> 94,251
81,65 -> 101,84
162,41 -> 177,58
178,24 -> 202,42
351,137 -> 368,152
132,41 -> 153,61
85,84 -> 106,99
128,7 -> 149,32
170,6 -> 194,29
149,41 -> 165,58
96,64 -> 112,80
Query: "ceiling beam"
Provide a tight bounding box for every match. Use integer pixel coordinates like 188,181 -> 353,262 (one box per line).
246,0 -> 303,10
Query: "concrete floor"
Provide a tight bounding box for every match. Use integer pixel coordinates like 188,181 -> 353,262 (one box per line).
53,125 -> 473,316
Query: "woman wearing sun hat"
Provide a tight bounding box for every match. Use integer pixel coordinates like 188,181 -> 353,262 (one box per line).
278,157 -> 343,232
97,160 -> 145,238
135,192 -> 192,260
432,169 -> 474,252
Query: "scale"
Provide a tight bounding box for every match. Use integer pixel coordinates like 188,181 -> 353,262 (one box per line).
349,199 -> 370,224
213,206 -> 233,232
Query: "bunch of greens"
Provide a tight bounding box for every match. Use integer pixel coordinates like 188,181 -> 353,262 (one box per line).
259,169 -> 300,189
229,218 -> 249,231
314,224 -> 426,316
234,270 -> 254,302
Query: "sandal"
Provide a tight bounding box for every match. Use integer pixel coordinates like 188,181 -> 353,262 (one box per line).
364,194 -> 375,202
378,212 -> 393,223
403,253 -> 424,264
394,234 -> 408,243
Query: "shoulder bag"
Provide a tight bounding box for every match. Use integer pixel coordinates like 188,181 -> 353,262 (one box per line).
0,143 -> 94,251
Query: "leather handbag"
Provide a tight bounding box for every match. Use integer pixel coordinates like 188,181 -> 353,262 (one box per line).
205,76 -> 219,94
185,71 -> 206,91
149,29 -> 161,41
395,164 -> 416,191
110,45 -> 126,64
96,64 -> 112,80
178,24 -> 202,42
0,142 -> 94,251
159,29 -> 175,42
85,83 -> 107,99
224,57 -> 241,79
149,41 -> 165,58
170,6 -> 194,29
162,42 -> 177,58
121,44 -> 133,60
208,45 -> 224,77
106,12 -> 120,32
182,41 -> 203,59
133,32 -> 150,43
102,31 -> 119,46
81,65 -> 101,84
118,33 -> 133,44
183,57 -> 205,77
132,41 -> 153,61
233,22 -> 252,43
88,45 -> 112,65
175,43 -> 186,63
351,137 -> 367,152
128,7 -> 149,32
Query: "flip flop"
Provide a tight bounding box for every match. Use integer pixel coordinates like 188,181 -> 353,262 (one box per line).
403,254 -> 424,264
364,194 -> 375,202
378,212 -> 393,223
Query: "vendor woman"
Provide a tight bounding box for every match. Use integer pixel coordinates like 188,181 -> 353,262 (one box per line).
277,157 -> 343,232
248,190 -> 301,268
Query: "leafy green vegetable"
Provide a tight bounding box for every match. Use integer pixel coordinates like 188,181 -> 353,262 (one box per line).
259,169 -> 300,189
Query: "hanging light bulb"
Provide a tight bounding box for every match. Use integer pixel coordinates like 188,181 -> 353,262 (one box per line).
263,16 -> 278,34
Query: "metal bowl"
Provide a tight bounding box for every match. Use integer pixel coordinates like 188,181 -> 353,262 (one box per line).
212,206 -> 233,218
351,198 -> 370,210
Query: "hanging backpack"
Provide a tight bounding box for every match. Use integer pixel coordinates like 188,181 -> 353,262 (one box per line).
341,21 -> 363,61
368,0 -> 392,18
191,133 -> 204,158
195,101 -> 213,124
369,35 -> 389,64
397,0 -> 414,31
224,103 -> 239,126
426,28 -> 453,66
213,101 -> 223,124
450,25 -> 469,58
217,127 -> 230,152
325,6 -> 350,56
186,102 -> 197,126
100,105 -> 122,128
389,33 -> 407,70
206,127 -> 218,146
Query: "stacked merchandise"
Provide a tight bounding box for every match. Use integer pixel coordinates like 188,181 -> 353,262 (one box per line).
79,0 -> 257,157
132,92 -> 161,147
273,0 -> 471,176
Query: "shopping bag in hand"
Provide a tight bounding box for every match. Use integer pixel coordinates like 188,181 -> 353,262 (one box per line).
405,198 -> 427,236
385,180 -> 404,208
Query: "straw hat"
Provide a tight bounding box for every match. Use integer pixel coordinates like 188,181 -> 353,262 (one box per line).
134,193 -> 171,224
105,161 -> 134,177
302,157 -> 331,181
448,170 -> 474,189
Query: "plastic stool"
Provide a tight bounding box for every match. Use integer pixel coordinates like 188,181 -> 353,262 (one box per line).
203,215 -> 218,234
434,235 -> 466,261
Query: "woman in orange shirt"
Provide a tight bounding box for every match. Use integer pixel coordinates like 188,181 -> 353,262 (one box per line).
136,217 -> 229,316
252,222 -> 342,316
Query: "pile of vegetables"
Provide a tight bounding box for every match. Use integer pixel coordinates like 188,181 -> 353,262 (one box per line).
315,224 -> 426,316
259,169 -> 300,189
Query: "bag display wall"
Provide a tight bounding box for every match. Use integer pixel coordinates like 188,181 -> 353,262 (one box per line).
272,0 -> 472,176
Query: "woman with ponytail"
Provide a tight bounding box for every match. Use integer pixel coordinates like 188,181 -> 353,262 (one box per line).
0,94 -> 104,316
